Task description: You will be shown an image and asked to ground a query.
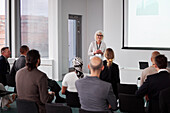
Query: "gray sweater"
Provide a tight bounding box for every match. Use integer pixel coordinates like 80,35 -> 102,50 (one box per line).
76,76 -> 117,111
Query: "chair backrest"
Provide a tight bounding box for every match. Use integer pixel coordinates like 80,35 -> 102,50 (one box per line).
65,90 -> 81,108
119,93 -> 145,113
45,103 -> 72,113
79,109 -> 108,113
159,87 -> 170,113
117,83 -> 138,94
16,98 -> 39,113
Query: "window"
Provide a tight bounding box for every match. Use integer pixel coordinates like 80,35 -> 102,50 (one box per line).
0,0 -> 7,49
20,0 -> 48,57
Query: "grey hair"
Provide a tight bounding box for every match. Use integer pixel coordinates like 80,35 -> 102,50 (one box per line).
94,30 -> 104,41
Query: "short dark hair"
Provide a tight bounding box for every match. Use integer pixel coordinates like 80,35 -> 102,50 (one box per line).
155,54 -> 167,69
1,47 -> 9,53
20,45 -> 29,54
26,49 -> 40,71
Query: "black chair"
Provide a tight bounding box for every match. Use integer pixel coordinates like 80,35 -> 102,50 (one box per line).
79,109 -> 108,113
65,90 -> 81,108
45,103 -> 72,113
159,87 -> 170,113
117,83 -> 138,94
119,93 -> 145,113
16,99 -> 39,113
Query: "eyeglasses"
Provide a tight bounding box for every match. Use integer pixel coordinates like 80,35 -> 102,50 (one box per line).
97,34 -> 103,37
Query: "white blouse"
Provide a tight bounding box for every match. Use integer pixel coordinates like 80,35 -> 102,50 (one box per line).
88,41 -> 106,59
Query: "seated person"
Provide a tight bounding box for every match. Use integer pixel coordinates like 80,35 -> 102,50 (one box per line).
0,83 -> 15,108
136,54 -> 170,113
100,48 -> 120,99
140,51 -> 160,86
76,56 -> 117,112
16,49 -> 54,113
62,57 -> 84,107
12,45 -> 64,103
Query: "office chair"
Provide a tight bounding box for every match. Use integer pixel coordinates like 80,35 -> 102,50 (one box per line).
45,103 -> 72,113
159,87 -> 170,113
117,83 -> 138,94
79,109 -> 108,113
119,93 -> 145,113
65,90 -> 81,108
16,98 -> 39,113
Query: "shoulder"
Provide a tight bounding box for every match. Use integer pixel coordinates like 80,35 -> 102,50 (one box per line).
0,56 -> 5,61
101,41 -> 106,45
142,66 -> 157,75
147,73 -> 158,79
112,62 -> 119,67
90,41 -> 96,45
103,60 -> 107,65
63,72 -> 76,79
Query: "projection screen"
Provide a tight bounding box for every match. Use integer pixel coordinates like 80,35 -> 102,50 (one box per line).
123,0 -> 170,50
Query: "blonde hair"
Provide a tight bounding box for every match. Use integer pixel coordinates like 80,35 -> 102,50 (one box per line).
94,30 -> 104,41
104,48 -> 114,67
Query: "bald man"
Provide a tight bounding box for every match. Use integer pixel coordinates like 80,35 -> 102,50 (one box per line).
140,51 -> 160,86
75,56 -> 117,112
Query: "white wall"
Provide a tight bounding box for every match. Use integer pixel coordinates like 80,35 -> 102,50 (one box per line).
86,0 -> 103,72
104,0 -> 170,83
59,0 -> 103,77
60,0 -> 87,77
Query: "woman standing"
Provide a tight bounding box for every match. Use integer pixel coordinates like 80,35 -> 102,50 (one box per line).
100,48 -> 120,99
88,30 -> 106,59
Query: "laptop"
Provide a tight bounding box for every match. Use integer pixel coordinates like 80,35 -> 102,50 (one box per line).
139,62 -> 149,69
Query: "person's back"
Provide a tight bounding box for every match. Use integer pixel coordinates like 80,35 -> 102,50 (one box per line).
136,54 -> 170,113
100,48 -> 120,99
76,76 -> 116,111
16,50 -> 54,113
140,51 -> 160,86
15,55 -> 26,71
15,45 -> 29,71
76,56 -> 117,112
16,67 -> 49,103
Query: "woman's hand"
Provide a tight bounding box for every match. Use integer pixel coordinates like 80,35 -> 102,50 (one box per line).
95,50 -> 103,55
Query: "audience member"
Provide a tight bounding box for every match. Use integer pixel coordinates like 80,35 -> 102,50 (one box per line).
16,49 -> 54,113
136,54 -> 170,113
14,45 -> 29,71
0,83 -> 15,108
100,48 -> 120,99
140,51 -> 160,86
0,47 -> 11,86
11,45 -> 64,103
88,30 -> 106,59
76,56 -> 117,112
7,45 -> 29,89
62,57 -> 84,107
0,47 -> 15,108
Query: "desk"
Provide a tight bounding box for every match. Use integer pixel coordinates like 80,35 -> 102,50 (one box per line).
120,67 -> 143,86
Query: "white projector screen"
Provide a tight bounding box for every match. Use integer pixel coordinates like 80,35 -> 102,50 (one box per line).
123,0 -> 170,50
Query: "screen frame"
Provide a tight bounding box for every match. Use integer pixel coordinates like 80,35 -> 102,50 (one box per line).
122,0 -> 170,50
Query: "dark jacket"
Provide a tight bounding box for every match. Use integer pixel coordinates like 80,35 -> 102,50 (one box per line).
100,60 -> 120,98
136,71 -> 170,113
0,55 -> 10,86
